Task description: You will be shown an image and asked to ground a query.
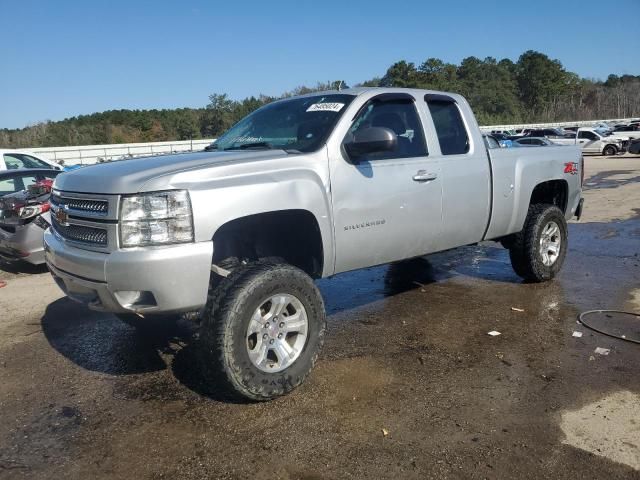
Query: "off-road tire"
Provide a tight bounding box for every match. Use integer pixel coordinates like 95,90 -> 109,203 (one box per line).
603,145 -> 617,156
508,204 -> 568,282
198,261 -> 326,401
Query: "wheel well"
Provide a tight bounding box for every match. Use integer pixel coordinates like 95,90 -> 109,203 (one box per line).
212,210 -> 324,278
529,180 -> 568,213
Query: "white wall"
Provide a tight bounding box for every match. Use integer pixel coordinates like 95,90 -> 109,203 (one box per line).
17,139 -> 215,165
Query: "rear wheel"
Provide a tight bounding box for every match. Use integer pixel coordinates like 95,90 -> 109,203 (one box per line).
603,145 -> 617,156
508,204 -> 568,282
198,261 -> 326,401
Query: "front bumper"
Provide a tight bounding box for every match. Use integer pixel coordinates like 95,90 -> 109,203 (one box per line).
44,228 -> 213,314
0,221 -> 48,265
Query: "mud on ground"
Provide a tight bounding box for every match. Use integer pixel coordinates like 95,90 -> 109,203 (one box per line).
1,155 -> 639,479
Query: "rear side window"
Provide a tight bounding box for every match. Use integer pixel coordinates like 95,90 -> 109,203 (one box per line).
426,99 -> 469,155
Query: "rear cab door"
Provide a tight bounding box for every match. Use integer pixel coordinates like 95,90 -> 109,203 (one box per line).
422,94 -> 492,250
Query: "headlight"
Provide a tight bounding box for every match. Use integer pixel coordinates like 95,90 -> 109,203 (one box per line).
119,190 -> 193,247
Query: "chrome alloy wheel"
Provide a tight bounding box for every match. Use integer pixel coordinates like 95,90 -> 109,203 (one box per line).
540,221 -> 561,266
246,293 -> 308,373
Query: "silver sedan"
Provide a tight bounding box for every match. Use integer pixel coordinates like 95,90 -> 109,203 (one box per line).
0,169 -> 60,265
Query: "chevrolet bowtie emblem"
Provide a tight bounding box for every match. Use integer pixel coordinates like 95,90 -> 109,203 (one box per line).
55,205 -> 69,226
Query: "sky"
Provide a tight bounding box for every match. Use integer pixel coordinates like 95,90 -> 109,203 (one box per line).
1,0 -> 639,129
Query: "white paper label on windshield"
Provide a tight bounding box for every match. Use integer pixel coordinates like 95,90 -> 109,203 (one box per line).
306,102 -> 345,113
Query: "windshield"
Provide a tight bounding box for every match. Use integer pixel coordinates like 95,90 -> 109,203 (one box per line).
3,153 -> 52,170
0,171 -> 59,196
213,94 -> 355,153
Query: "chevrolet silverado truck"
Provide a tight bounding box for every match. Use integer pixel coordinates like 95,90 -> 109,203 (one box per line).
44,88 -> 584,400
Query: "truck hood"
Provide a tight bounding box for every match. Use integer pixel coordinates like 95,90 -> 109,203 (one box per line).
53,150 -> 290,194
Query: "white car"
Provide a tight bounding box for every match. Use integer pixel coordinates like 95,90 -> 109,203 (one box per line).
0,149 -> 63,171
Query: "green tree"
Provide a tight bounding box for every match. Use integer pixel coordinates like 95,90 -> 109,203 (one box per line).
516,50 -> 572,115
380,61 -> 419,87
200,93 -> 237,137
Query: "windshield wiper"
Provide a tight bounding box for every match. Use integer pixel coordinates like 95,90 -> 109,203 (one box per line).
224,142 -> 273,151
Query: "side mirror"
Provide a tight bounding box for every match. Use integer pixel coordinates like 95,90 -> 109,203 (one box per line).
344,127 -> 397,160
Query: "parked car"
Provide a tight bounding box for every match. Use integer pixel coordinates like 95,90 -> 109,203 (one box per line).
553,128 -> 628,156
0,149 -> 64,171
611,124 -> 640,136
0,169 -> 60,264
524,128 -> 564,139
490,132 -> 513,148
629,139 -> 640,155
45,87 -> 583,400
513,137 -> 559,147
490,129 -> 515,136
511,128 -> 532,137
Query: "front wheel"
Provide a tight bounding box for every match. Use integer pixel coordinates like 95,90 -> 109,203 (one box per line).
198,262 -> 326,401
603,145 -> 617,156
508,204 -> 568,282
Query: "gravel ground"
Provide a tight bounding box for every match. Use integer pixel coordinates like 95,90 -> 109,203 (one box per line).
0,154 -> 639,479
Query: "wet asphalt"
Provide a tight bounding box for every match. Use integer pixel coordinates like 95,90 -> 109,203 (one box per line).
0,159 -> 639,479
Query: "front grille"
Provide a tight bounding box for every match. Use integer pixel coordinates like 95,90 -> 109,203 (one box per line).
51,194 -> 108,216
621,140 -> 629,149
52,217 -> 108,246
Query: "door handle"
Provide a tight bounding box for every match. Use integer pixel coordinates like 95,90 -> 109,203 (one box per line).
413,170 -> 438,182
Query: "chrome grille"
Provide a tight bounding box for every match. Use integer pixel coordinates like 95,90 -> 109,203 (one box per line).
51,194 -> 109,216
51,217 -> 108,246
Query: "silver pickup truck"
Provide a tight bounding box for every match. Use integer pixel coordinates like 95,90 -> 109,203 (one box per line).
44,88 -> 584,400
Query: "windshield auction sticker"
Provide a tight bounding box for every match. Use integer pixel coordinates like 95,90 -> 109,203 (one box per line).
306,103 -> 345,113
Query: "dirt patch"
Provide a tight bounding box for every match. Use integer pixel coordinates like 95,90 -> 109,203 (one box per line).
561,390 -> 640,470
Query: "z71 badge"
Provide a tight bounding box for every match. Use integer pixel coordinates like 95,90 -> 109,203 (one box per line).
564,162 -> 579,175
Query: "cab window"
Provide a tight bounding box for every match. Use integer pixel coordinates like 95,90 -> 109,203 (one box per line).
578,131 -> 599,141
426,98 -> 470,155
347,98 -> 427,160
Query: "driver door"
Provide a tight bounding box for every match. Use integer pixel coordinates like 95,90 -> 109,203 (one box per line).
329,94 -> 443,274
577,131 -> 600,153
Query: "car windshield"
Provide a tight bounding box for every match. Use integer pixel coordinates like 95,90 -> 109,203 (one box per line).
3,153 -> 51,170
213,94 -> 355,153
0,172 -> 59,196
